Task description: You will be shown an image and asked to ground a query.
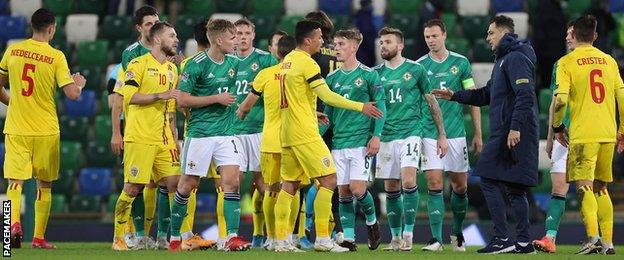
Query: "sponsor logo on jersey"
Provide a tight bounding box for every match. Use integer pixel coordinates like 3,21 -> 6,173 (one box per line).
427,70 -> 434,76
208,72 -> 215,79
380,76 -> 387,81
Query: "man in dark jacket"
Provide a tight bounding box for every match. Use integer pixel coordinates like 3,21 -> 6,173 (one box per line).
432,15 -> 539,254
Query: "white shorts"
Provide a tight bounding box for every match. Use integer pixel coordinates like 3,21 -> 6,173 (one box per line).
236,133 -> 261,173
421,137 -> 469,172
181,136 -> 241,177
375,136 -> 421,180
332,147 -> 372,185
550,141 -> 568,174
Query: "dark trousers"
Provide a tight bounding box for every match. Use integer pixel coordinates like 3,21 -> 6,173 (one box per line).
479,177 -> 530,242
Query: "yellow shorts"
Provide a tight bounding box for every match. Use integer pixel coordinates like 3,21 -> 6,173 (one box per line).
4,134 -> 60,182
123,142 -> 180,184
262,152 -> 311,186
566,142 -> 614,183
207,163 -> 219,179
281,140 -> 335,182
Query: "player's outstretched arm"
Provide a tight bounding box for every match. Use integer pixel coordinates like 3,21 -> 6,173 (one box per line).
313,83 -> 383,118
432,82 -> 491,107
425,93 -> 448,158
177,91 -> 236,109
128,89 -> 180,105
0,74 -> 9,105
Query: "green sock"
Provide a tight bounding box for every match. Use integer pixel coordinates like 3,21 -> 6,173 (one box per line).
545,195 -> 566,238
156,186 -> 171,238
170,191 -> 189,237
402,186 -> 419,234
132,192 -> 146,236
427,190 -> 444,242
386,191 -> 403,237
223,192 -> 241,235
338,196 -> 355,241
358,191 -> 377,225
450,191 -> 468,235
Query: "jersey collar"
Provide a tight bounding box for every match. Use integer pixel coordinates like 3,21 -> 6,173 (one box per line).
340,62 -> 360,75
429,50 -> 449,64
384,57 -> 406,70
237,47 -> 255,61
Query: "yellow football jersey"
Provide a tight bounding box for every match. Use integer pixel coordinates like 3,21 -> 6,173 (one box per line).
118,53 -> 178,145
0,39 -> 74,136
555,45 -> 624,143
253,63 -> 282,153
279,49 -> 327,147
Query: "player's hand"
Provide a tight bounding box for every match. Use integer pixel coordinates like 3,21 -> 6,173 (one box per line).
431,89 -> 454,100
507,130 -> 521,149
554,129 -> 568,148
72,73 -> 87,89
437,135 -> 448,158
617,133 -> 624,153
366,136 -> 380,156
214,92 -> 236,106
545,138 -> 554,159
236,106 -> 249,120
316,111 -> 330,125
362,102 -> 383,118
160,89 -> 179,100
168,51 -> 185,65
111,133 -> 124,155
471,135 -> 483,155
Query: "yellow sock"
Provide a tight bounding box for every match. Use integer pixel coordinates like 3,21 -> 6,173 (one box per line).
181,189 -> 197,235
34,187 -> 51,239
263,190 -> 278,238
7,182 -> 22,225
144,186 -> 157,235
578,185 -> 599,238
288,190 -> 300,234
314,187 -> 333,238
328,211 -> 335,236
114,191 -> 136,239
252,189 -> 265,236
216,187 -> 226,240
298,197 -> 306,238
595,189 -> 613,244
274,190 -> 294,241
125,211 -> 135,234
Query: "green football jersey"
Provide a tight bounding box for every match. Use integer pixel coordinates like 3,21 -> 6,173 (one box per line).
375,58 -> 432,142
325,63 -> 385,149
178,52 -> 239,138
231,48 -> 278,135
418,51 -> 474,139
121,41 -> 150,71
551,61 -> 570,127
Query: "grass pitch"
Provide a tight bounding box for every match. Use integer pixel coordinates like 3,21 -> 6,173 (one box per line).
8,243 -> 610,260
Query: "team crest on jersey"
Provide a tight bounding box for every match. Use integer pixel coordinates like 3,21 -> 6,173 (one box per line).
130,166 -> 139,177
322,157 -> 331,168
126,71 -> 135,80
450,66 -> 459,75
228,68 -> 235,78
187,161 -> 197,170
354,77 -> 363,87
168,71 -> 174,81
403,72 -> 412,81
251,62 -> 259,71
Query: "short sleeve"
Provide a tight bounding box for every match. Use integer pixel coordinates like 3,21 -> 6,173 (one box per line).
178,62 -> 199,94
304,58 -> 324,89
0,46 -> 9,75
118,58 -> 144,98
460,59 -> 475,89
555,59 -> 570,95
262,54 -> 278,68
55,52 -> 74,88
369,71 -> 385,101
252,68 -> 269,93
